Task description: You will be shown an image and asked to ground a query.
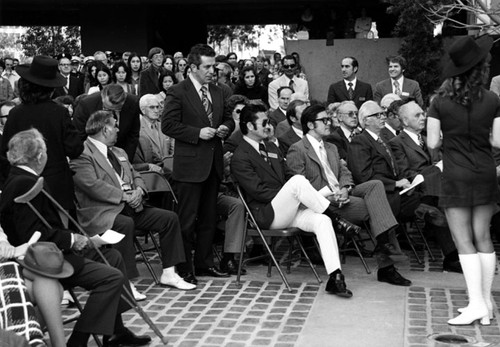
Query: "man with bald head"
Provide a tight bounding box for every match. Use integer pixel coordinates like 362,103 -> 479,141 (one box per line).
389,101 -> 460,272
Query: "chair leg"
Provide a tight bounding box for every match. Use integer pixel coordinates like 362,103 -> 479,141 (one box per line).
401,223 -> 422,264
134,237 -> 160,284
267,237 -> 276,277
67,288 -> 103,347
295,235 -> 322,284
413,221 -> 436,261
287,237 -> 294,274
236,226 -> 248,288
349,235 -> 371,274
259,236 -> 293,292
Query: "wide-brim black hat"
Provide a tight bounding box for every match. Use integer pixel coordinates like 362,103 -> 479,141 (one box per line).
16,55 -> 67,88
443,35 -> 493,79
17,242 -> 74,279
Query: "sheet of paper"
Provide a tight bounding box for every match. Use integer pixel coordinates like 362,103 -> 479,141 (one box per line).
90,229 -> 125,247
399,174 -> 424,195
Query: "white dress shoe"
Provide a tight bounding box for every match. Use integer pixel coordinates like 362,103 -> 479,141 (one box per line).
160,273 -> 196,290
130,282 -> 146,301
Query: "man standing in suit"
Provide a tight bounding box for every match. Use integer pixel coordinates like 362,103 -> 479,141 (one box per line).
373,55 -> 424,107
327,57 -> 373,109
231,103 -> 353,298
70,111 -> 194,290
268,55 -> 309,110
0,128 -> 151,347
269,86 -> 292,126
348,100 -> 420,221
325,100 -> 359,161
287,104 -> 411,286
139,47 -> 165,97
73,83 -> 140,160
389,101 -> 461,273
52,53 -> 84,99
277,99 -> 307,155
162,44 -> 234,284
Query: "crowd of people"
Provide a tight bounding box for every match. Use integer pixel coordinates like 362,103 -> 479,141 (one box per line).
0,34 -> 499,346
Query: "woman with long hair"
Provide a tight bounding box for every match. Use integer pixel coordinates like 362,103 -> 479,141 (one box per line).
156,69 -> 178,112
175,58 -> 188,83
128,52 -> 142,95
87,63 -> 111,95
163,55 -> 175,72
427,35 -> 500,326
233,66 -> 268,107
112,61 -> 133,94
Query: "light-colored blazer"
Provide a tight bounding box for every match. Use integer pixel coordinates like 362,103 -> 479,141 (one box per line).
286,135 -> 353,191
70,139 -> 147,235
268,75 -> 309,110
133,116 -> 174,171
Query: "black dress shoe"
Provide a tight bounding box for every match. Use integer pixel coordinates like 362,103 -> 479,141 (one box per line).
443,258 -> 462,273
377,266 -> 411,286
325,272 -> 353,298
178,272 -> 198,285
220,258 -> 247,275
195,266 -> 230,277
374,243 -> 408,262
105,328 -> 151,346
330,215 -> 361,238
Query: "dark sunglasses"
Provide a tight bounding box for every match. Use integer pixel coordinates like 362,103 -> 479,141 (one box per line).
283,64 -> 296,69
314,117 -> 332,125
235,109 -> 242,114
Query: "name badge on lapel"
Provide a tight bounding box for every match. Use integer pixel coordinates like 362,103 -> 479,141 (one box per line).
359,97 -> 366,101
118,156 -> 127,162
401,92 -> 410,97
268,152 -> 278,159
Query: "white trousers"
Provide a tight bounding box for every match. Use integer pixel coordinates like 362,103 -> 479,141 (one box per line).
270,175 -> 341,274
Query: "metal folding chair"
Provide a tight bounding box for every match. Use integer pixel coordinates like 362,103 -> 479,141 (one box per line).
134,171 -> 178,284
398,215 -> 436,265
235,184 -> 322,292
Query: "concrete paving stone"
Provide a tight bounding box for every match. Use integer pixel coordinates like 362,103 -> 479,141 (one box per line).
182,313 -> 200,319
185,332 -> 206,339
409,320 -> 427,327
172,302 -> 189,308
248,281 -> 266,287
236,325 -> 257,333
408,298 -> 426,305
431,318 -> 450,325
199,316 -> 218,323
218,320 -> 238,328
282,326 -> 302,333
286,318 -> 305,326
279,294 -> 296,300
253,304 -> 270,310
299,292 -> 317,298
430,303 -> 449,310
409,312 -> 427,319
242,317 -> 261,324
240,293 -> 257,299
408,292 -> 426,298
178,341 -> 199,347
265,285 -> 282,290
261,291 -> 279,297
228,306 -> 246,312
430,296 -> 447,302
218,296 -> 233,301
407,335 -> 428,344
410,287 -> 425,292
178,295 -> 197,301
205,309 -> 223,315
409,328 -> 428,335
230,333 -> 251,341
409,305 -> 426,312
234,299 -> 253,305
262,321 -> 281,329
431,310 -> 450,318
211,302 -> 229,308
277,334 -> 299,342
270,308 -> 288,314
174,319 -> 195,327
224,342 -> 246,347
297,298 -> 314,304
224,313 -> 240,319
303,285 -> 319,291
247,310 -> 266,317
268,314 -> 284,320
194,299 -> 212,305
167,328 -> 187,335
293,304 -> 312,311
222,290 -> 240,295
205,336 -> 226,344
211,328 -> 232,335
251,338 -> 272,345
166,309 -> 183,315
274,344 -> 295,347
289,311 -> 308,318
478,327 -> 500,335
157,315 -> 177,322
192,324 -> 212,331
201,292 -> 217,298
256,330 -> 275,337
256,297 -> 273,303
275,300 -> 292,307
206,287 -> 224,293
187,305 -> 206,312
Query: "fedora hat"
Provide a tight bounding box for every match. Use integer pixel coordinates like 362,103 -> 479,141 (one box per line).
443,35 -> 493,78
17,242 -> 74,279
16,55 -> 67,88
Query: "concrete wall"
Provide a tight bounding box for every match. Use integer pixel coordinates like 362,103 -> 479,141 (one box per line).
285,38 -> 402,102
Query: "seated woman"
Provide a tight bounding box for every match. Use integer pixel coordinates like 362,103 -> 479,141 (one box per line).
233,66 -> 268,107
0,227 -> 70,347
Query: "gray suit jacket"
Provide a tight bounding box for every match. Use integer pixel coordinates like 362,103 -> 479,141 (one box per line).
286,136 -> 353,191
70,139 -> 147,235
133,116 -> 174,171
373,77 -> 423,106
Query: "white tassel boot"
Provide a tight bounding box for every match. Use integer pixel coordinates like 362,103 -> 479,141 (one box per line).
448,253 -> 489,325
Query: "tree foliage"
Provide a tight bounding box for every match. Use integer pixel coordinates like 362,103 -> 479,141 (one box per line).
208,25 -> 271,53
18,26 -> 81,57
0,32 -> 24,58
388,0 -> 448,105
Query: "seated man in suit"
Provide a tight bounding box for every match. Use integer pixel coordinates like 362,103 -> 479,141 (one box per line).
348,100 -> 420,222
373,55 -> 423,107
52,53 -> 84,100
379,97 -> 404,143
0,128 -> 151,347
73,83 -> 140,160
327,56 -> 373,110
389,101 -> 460,273
231,103 -> 353,298
287,104 -> 411,286
222,94 -> 249,154
277,99 -> 308,155
324,101 -> 359,161
132,94 -> 174,175
70,111 -> 195,291
268,55 -> 309,110
269,86 -> 293,126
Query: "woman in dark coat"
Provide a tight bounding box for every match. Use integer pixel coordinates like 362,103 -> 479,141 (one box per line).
233,66 -> 269,107
427,35 -> 500,326
0,55 -> 83,212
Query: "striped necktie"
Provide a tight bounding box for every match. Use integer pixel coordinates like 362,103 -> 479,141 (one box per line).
348,82 -> 354,100
259,142 -> 271,166
201,85 -> 213,126
393,80 -> 401,96
377,137 -> 397,177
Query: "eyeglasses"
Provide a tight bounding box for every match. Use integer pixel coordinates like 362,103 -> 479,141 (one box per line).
234,109 -> 242,114
314,117 -> 332,125
282,64 -> 296,69
366,112 -> 386,119
339,111 -> 358,118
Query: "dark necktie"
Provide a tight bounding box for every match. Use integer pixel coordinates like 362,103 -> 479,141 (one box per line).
393,80 -> 401,96
107,148 -> 122,176
347,82 -> 354,100
289,79 -> 294,91
377,137 -> 397,177
418,134 -> 426,150
201,85 -> 213,126
259,142 -> 271,166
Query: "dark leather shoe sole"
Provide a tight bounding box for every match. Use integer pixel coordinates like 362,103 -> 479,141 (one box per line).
377,272 -> 411,287
178,272 -> 198,285
326,288 -> 353,298
195,267 -> 230,278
